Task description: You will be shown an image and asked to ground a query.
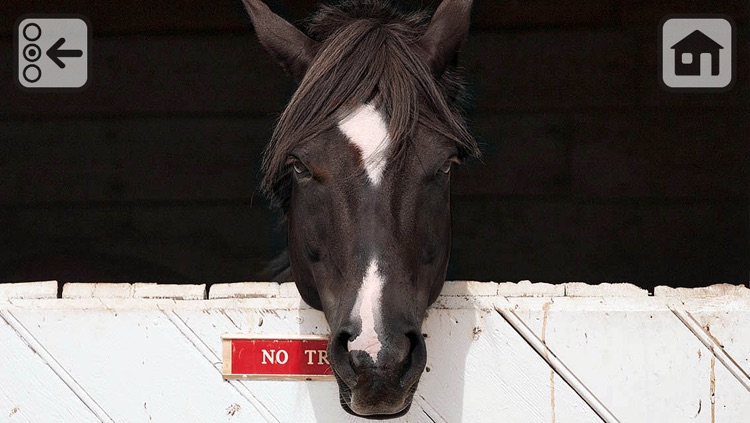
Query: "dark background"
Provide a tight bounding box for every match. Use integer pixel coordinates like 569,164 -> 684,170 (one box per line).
1,1 -> 748,290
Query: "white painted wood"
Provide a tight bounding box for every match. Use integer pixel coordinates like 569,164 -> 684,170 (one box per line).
0,281 -> 747,423
506,296 -> 750,423
61,282 -> 208,300
279,282 -> 301,298
1,310 -> 115,422
174,307 -> 344,422
655,284 -> 750,299
209,282 -> 281,299
419,307 -> 601,423
0,281 -> 57,300
674,309 -> 750,391
563,282 -> 648,297
496,306 -> 619,422
440,281 -> 499,296
63,282 -> 134,299
497,280 -> 565,297
131,282 -> 206,299
0,316 -> 99,423
11,308 -> 267,422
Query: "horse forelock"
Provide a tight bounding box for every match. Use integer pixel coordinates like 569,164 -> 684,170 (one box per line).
260,0 -> 480,211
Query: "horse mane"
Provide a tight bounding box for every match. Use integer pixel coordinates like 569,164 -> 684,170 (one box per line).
261,0 -> 480,210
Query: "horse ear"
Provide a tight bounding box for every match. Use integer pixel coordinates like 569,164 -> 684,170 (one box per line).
241,0 -> 319,81
418,0 -> 473,77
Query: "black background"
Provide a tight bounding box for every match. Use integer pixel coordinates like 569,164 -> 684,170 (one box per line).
1,1 -> 747,290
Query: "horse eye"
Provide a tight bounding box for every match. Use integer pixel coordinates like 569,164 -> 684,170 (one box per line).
439,156 -> 460,174
289,158 -> 311,178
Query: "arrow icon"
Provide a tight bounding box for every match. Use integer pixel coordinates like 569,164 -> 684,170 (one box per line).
46,37 -> 83,69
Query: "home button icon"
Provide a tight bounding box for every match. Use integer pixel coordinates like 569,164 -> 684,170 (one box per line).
659,15 -> 735,92
671,30 -> 722,76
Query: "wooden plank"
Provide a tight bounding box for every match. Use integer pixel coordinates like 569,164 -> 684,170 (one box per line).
420,308 -> 602,422
174,308 -> 349,422
11,309 -> 269,422
564,282 -> 648,297
131,283 -> 206,300
0,281 -> 57,299
448,198 -> 748,286
4,296 -> 597,421
280,282 -> 301,297
656,285 -> 750,382
62,283 -> 133,299
670,309 -> 750,392
655,284 -> 750,299
495,307 -> 620,422
438,281 -> 499,296
209,282 -> 282,299
1,284 -> 749,421
508,297 -> 750,422
222,338 -> 232,377
0,317 -> 100,423
497,280 -> 566,297
2,29 -> 745,119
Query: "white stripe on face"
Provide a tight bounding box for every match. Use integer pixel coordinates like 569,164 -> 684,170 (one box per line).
347,258 -> 384,363
337,103 -> 390,185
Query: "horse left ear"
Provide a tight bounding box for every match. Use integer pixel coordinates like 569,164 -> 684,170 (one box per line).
418,0 -> 473,77
241,0 -> 319,82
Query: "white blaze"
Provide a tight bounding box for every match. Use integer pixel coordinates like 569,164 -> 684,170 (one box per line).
347,258 -> 385,362
338,104 -> 389,362
337,103 -> 390,185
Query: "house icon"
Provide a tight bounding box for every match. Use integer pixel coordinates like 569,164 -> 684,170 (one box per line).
671,30 -> 723,76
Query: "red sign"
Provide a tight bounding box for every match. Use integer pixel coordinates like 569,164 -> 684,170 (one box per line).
222,335 -> 333,380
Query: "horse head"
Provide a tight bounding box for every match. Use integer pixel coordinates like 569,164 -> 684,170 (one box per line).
242,0 -> 477,417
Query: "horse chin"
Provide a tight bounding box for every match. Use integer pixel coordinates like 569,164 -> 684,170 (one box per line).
334,373 -> 417,419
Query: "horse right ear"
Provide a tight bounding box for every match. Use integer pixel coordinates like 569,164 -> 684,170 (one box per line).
418,0 -> 473,77
241,0 -> 319,82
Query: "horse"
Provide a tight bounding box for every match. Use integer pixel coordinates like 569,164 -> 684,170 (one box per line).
242,0 -> 479,417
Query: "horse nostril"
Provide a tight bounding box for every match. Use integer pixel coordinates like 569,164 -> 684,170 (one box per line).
328,330 -> 360,385
400,331 -> 426,385
338,331 -> 352,350
399,332 -> 417,377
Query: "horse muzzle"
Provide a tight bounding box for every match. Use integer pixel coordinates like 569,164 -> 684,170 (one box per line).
329,328 -> 427,418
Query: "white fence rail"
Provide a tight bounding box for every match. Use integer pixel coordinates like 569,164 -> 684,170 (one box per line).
1,281 -> 748,422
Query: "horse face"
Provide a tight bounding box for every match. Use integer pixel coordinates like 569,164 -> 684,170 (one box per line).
286,119 -> 457,416
242,0 -> 474,417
